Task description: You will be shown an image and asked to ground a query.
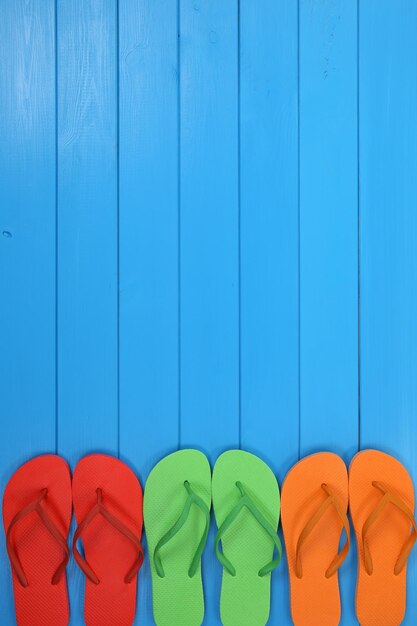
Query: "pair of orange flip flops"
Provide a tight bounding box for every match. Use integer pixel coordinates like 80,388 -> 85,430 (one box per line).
2,453 -> 144,626
282,449 -> 417,626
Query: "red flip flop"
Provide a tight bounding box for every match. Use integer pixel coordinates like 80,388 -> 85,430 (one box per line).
72,454 -> 144,626
2,454 -> 72,626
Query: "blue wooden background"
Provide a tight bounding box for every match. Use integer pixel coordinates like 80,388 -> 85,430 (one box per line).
1,1 -> 416,624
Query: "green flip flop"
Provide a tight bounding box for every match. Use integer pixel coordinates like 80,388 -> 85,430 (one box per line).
212,450 -> 282,626
144,449 -> 211,626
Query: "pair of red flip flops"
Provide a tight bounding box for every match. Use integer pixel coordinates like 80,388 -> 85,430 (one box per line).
2,453 -> 144,626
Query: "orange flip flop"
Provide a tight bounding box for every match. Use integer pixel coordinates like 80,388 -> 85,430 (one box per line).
2,454 -> 72,626
281,452 -> 350,626
72,454 -> 144,626
349,449 -> 417,626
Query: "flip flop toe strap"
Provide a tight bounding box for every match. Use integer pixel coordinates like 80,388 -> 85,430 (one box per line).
362,481 -> 417,576
6,488 -> 70,588
153,480 -> 210,578
295,483 -> 350,579
73,488 -> 144,585
215,481 -> 282,577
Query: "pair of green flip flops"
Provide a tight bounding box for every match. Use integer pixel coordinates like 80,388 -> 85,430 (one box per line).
144,449 -> 282,626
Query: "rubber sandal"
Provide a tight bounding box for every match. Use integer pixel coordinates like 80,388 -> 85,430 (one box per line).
143,449 -> 211,626
72,454 -> 144,626
212,450 -> 282,626
281,452 -> 350,626
349,449 -> 417,626
2,454 -> 72,626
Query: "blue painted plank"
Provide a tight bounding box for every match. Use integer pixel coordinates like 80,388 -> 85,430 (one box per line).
179,0 -> 239,461
179,1 -> 239,623
118,0 -> 179,623
299,1 -> 358,624
56,1 -> 118,623
299,0 -> 358,460
0,2 -> 56,623
239,1 -> 299,624
359,2 -> 417,624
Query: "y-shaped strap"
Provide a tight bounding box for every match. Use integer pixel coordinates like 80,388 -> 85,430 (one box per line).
154,481 -> 210,578
73,488 -> 144,585
295,483 -> 350,579
215,481 -> 282,577
362,481 -> 417,576
6,488 -> 70,588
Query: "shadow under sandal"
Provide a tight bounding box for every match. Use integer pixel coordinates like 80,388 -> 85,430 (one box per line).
212,450 -> 282,626
349,449 -> 417,626
281,452 -> 350,626
72,454 -> 144,626
144,449 -> 212,626
2,454 -> 72,626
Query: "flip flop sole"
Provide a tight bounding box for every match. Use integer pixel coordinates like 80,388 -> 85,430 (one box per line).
72,454 -> 143,626
144,449 -> 211,626
281,452 -> 348,626
212,450 -> 280,626
2,454 -> 72,626
349,449 -> 415,626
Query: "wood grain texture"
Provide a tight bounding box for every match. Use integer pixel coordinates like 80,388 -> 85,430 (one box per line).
239,1 -> 298,623
0,1 -> 56,623
179,0 -> 240,459
179,1 -> 239,623
299,0 -> 358,460
359,2 -> 417,623
56,0 -> 118,622
119,0 -> 179,623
